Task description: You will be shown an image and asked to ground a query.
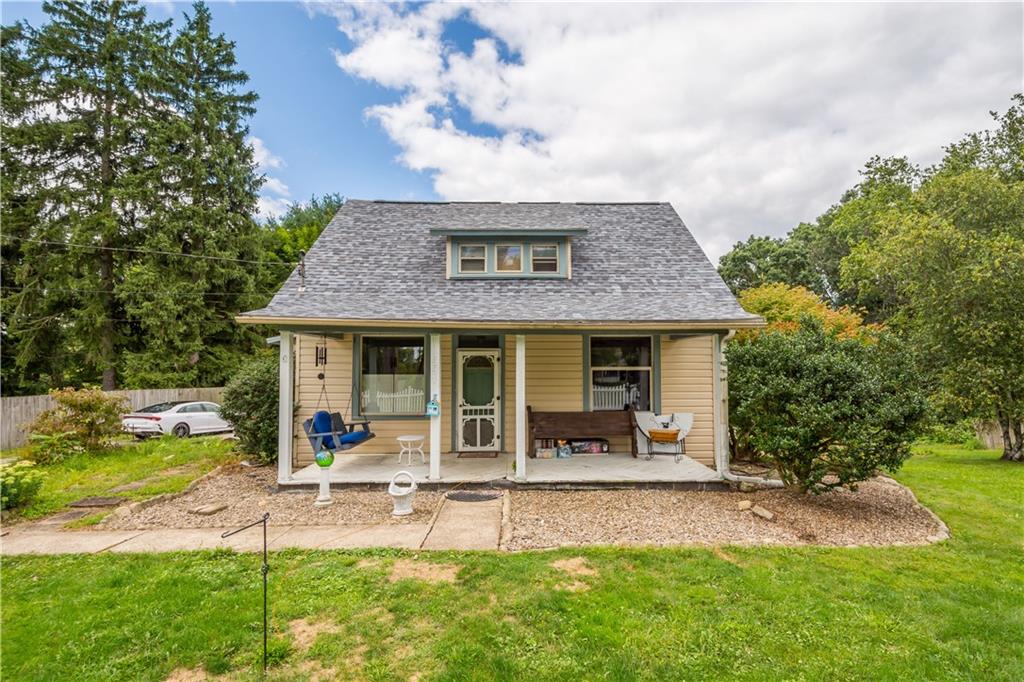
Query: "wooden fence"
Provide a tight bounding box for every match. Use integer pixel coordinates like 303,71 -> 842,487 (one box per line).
0,387 -> 224,450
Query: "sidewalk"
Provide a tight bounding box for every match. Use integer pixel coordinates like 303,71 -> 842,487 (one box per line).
0,494 -> 506,555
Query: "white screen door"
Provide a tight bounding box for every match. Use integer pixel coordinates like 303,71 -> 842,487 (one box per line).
457,350 -> 501,451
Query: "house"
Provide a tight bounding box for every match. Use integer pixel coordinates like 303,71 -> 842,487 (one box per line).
239,200 -> 764,486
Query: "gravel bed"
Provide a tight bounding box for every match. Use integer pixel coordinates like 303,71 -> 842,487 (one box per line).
507,477 -> 946,550
102,465 -> 442,529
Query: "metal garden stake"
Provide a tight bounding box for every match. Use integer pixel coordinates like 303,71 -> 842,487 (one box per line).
222,513 -> 271,672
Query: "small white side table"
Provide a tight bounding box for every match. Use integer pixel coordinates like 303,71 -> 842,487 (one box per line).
397,435 -> 426,465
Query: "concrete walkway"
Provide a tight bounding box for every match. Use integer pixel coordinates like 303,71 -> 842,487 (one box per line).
0,495 -> 506,555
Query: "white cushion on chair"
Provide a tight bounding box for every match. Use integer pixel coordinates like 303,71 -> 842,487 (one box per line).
635,411 -> 693,455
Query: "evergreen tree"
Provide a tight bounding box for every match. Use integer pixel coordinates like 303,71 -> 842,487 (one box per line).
119,1 -> 265,387
5,1 -> 170,390
0,21 -> 64,394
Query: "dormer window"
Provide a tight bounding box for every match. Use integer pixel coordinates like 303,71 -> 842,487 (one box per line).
496,244 -> 523,272
433,226 -> 585,279
459,244 -> 486,273
530,244 -> 559,273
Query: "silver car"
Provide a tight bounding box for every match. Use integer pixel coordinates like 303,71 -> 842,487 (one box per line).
122,401 -> 232,439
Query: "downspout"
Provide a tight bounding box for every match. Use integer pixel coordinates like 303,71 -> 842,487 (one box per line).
715,330 -> 784,489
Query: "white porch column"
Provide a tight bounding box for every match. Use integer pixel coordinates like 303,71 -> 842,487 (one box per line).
277,331 -> 294,485
515,334 -> 527,482
429,333 -> 442,480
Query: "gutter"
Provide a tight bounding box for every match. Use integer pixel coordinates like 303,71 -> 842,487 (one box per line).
715,329 -> 785,489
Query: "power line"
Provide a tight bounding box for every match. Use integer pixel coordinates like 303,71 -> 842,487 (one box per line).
5,236 -> 299,267
1,285 -> 275,298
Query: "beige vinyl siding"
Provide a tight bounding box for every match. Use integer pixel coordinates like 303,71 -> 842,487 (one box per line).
505,334 -> 584,453
290,332 -> 717,465
292,333 -> 450,467
659,335 -> 716,465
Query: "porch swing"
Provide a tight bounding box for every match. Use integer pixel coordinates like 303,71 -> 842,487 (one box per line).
301,338 -> 376,455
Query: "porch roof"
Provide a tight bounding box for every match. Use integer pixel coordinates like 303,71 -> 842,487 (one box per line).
241,200 -> 764,328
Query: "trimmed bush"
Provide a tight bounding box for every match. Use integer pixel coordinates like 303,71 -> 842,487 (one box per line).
727,317 -> 927,493
1,461 -> 45,510
27,387 -> 128,463
220,356 -> 279,464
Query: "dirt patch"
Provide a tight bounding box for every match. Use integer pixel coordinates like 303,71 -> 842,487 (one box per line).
551,556 -> 598,577
102,465 -> 442,529
711,547 -> 747,567
388,558 -> 459,584
297,660 -> 338,682
164,668 -> 209,682
356,558 -> 380,569
288,618 -> 340,652
508,477 -> 946,550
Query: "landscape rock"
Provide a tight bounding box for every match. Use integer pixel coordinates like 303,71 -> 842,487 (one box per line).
69,496 -> 125,508
188,503 -> 227,516
737,481 -> 757,493
737,500 -> 753,511
751,505 -> 775,521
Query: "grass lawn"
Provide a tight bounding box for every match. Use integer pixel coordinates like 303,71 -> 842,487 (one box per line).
3,436 -> 238,521
2,444 -> 1022,681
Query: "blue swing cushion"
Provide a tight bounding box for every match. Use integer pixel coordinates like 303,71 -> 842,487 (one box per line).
311,410 -> 372,450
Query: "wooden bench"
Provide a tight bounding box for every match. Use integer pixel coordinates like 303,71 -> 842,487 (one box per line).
526,406 -> 638,457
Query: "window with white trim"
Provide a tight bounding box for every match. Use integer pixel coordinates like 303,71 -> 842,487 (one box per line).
531,244 -> 559,273
459,244 -> 486,273
496,244 -> 523,272
590,337 -> 652,411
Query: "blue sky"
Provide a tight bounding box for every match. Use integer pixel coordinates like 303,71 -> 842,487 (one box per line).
2,1 -> 444,213
4,1 -> 1020,261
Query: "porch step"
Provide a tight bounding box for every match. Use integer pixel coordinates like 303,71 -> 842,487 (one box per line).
420,493 -> 503,551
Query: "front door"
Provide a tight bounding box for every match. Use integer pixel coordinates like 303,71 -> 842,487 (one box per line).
457,349 -> 501,452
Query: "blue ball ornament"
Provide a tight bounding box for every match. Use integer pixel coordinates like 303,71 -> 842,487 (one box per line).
314,449 -> 335,468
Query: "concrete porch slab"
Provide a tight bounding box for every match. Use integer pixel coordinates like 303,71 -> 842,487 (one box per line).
285,451 -> 721,488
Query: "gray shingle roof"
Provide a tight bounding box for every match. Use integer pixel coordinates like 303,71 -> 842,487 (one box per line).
242,200 -> 761,326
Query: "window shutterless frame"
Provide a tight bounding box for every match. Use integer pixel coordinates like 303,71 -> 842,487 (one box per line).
495,243 -> 524,273
530,243 -> 559,273
586,335 -> 655,412
354,334 -> 429,419
458,244 -> 487,273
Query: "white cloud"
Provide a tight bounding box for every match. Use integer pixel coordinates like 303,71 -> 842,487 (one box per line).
248,135 -> 285,171
257,195 -> 292,220
317,1 -> 1022,262
262,176 -> 290,198
248,136 -> 290,219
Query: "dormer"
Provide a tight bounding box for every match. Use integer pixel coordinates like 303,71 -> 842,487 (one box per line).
429,227 -> 586,280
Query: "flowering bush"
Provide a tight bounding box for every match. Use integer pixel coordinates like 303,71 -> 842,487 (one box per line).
1,461 -> 45,510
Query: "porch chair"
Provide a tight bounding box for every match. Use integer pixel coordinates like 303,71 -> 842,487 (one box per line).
302,410 -> 375,455
634,412 -> 694,463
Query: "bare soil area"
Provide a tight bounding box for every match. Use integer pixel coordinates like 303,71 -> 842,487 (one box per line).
102,465 -> 441,529
506,476 -> 947,550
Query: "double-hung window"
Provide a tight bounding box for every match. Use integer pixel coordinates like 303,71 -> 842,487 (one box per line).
531,244 -> 559,273
459,244 -> 486,273
360,336 -> 426,415
590,337 -> 652,411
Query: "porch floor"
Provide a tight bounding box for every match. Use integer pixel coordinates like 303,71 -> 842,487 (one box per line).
287,451 -> 721,486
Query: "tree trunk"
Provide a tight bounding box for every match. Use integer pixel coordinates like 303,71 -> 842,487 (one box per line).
1003,417 -> 1024,462
997,410 -> 1023,462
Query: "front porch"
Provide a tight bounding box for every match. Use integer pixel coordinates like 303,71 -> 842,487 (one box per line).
286,451 -> 722,487
275,330 -> 731,486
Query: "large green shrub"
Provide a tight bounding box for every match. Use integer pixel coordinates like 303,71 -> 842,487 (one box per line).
27,387 -> 129,463
727,317 -> 927,493
1,461 -> 45,510
220,356 -> 279,464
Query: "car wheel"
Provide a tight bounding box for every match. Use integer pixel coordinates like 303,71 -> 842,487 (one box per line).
172,423 -> 190,438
